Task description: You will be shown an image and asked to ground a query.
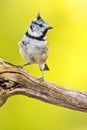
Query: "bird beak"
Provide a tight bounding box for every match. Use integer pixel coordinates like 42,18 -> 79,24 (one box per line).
48,26 -> 53,30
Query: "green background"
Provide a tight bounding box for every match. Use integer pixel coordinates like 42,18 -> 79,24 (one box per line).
0,0 -> 87,130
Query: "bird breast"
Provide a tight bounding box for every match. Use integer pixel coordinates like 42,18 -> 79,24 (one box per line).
19,38 -> 49,64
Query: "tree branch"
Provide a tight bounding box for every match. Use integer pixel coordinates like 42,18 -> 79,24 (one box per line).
0,58 -> 87,112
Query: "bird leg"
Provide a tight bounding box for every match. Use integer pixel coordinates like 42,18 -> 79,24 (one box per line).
39,64 -> 45,81
16,63 -> 30,68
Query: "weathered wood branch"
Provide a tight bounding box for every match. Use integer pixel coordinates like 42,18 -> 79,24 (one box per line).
0,58 -> 87,112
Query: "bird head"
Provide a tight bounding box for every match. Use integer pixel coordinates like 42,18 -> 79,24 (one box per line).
28,13 -> 52,39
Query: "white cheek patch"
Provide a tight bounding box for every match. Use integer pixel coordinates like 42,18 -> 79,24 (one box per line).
28,28 -> 42,37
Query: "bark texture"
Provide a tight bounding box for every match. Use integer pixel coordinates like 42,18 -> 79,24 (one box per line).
0,58 -> 87,112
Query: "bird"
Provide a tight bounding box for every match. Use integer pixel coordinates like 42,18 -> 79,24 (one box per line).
18,13 -> 52,81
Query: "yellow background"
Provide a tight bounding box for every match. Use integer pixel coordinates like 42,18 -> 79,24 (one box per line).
0,0 -> 87,130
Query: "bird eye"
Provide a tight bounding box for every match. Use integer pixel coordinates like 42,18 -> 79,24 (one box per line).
39,24 -> 43,27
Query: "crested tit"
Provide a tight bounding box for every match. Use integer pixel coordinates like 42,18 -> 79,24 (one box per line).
19,13 -> 52,80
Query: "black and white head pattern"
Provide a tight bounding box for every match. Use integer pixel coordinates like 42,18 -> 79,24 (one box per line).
26,13 -> 52,40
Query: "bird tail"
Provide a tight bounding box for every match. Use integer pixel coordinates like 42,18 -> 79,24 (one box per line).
44,64 -> 49,71
39,64 -> 49,71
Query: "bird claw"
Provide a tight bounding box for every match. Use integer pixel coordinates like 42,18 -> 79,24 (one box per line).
39,76 -> 44,81
16,65 -> 23,69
